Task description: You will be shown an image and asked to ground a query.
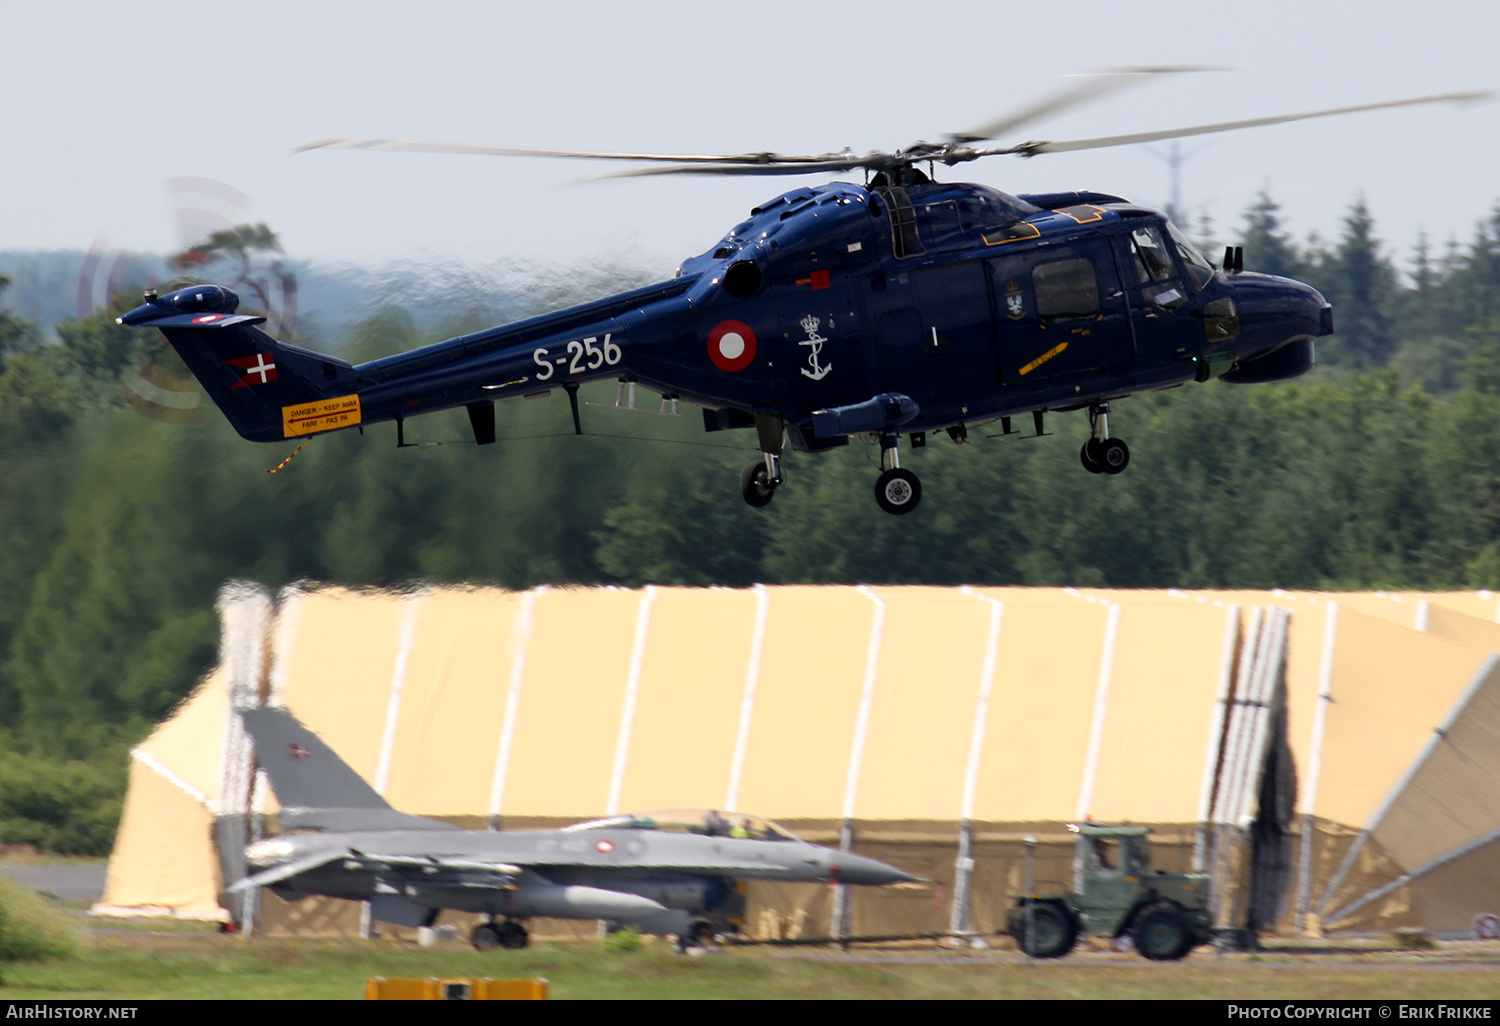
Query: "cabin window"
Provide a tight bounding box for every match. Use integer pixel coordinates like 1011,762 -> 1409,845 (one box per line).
1033,257 -> 1099,321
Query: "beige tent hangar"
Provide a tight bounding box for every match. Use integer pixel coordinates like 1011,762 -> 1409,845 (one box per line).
94,583 -> 1500,938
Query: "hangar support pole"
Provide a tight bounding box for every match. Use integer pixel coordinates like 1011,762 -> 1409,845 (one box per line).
213,581 -> 273,937
951,591 -> 1004,937
1293,601 -> 1338,934
832,588 -> 886,942
488,587 -> 542,831
1192,604 -> 1241,873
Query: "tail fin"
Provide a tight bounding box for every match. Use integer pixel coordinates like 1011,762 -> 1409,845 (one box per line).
241,707 -> 458,832
119,285 -> 361,443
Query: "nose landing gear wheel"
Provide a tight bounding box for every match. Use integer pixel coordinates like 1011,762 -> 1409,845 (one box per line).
874,468 -> 922,515
740,460 -> 776,508
1098,437 -> 1130,475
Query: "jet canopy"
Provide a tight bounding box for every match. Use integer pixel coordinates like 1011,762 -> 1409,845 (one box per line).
562,808 -> 800,842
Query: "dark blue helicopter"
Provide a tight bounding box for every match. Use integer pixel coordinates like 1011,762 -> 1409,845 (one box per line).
119,71 -> 1487,514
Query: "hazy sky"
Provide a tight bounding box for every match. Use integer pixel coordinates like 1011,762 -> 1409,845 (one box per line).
6,0 -> 1499,278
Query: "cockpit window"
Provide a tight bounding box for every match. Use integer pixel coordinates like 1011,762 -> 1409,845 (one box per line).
562,808 -> 800,842
1166,222 -> 1215,290
1130,226 -> 1177,283
1129,226 -> 1189,310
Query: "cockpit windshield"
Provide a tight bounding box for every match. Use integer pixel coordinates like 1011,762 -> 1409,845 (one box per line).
1165,221 -> 1215,290
562,808 -> 800,842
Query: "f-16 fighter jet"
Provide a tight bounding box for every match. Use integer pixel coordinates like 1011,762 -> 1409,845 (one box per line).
231,707 -> 916,950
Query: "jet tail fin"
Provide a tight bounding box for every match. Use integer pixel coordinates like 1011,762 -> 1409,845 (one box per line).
241,707 -> 458,832
118,285 -> 362,444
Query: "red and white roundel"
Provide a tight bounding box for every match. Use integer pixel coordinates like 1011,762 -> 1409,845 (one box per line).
595,839 -> 615,854
707,320 -> 757,372
192,314 -> 224,323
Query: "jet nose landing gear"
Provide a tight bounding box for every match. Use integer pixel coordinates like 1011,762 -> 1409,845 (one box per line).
873,431 -> 922,515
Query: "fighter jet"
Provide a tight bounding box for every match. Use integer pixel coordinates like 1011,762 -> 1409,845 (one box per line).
230,707 -> 916,950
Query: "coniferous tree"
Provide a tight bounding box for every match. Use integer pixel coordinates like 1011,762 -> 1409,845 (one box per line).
1313,197 -> 1398,368
1241,190 -> 1303,279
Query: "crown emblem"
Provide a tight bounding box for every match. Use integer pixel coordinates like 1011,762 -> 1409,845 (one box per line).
800,315 -> 821,335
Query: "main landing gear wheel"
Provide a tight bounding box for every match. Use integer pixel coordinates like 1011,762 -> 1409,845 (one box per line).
1098,437 -> 1130,475
740,460 -> 776,508
741,462 -> 780,510
1132,902 -> 1194,961
497,921 -> 529,950
470,924 -> 501,951
874,468 -> 922,515
1081,440 -> 1105,474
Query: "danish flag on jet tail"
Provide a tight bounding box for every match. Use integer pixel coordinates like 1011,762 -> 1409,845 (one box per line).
227,353 -> 278,389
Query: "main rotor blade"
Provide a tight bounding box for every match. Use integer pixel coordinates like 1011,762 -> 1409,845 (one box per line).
585,157 -> 874,180
988,90 -> 1493,157
294,137 -> 844,166
946,65 -> 1223,146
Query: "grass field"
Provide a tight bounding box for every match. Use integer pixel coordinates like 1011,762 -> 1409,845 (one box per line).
4,928 -> 1500,1000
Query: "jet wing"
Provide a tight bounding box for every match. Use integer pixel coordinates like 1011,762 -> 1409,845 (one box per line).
231,850 -> 524,893
229,851 -> 348,892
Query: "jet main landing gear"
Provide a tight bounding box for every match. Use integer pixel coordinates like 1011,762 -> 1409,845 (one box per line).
471,918 -> 529,951
1080,404 -> 1129,476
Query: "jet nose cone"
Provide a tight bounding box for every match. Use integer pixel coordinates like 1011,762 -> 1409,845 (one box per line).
833,852 -> 919,886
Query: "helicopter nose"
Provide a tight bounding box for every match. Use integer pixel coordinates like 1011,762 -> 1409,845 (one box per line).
1228,273 -> 1331,359
830,852 -> 920,886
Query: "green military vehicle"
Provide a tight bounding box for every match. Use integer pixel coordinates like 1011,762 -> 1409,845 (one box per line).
1007,824 -> 1213,961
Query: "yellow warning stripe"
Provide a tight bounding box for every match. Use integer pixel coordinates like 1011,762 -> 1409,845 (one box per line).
1019,342 -> 1068,376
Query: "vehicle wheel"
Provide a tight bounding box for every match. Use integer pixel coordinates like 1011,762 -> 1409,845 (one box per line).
740,460 -> 776,508
1008,901 -> 1077,959
470,924 -> 501,952
1098,437 -> 1130,475
1080,440 -> 1105,474
1132,902 -> 1194,961
497,921 -> 529,950
874,468 -> 922,515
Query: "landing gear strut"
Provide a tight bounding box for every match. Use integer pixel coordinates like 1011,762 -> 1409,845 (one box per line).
740,413 -> 786,508
1080,404 -> 1129,476
675,919 -> 716,953
874,431 -> 922,515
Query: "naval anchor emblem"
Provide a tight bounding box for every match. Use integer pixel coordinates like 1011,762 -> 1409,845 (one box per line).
799,315 -> 832,381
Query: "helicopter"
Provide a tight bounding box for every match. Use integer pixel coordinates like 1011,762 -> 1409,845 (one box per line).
118,70 -> 1489,514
